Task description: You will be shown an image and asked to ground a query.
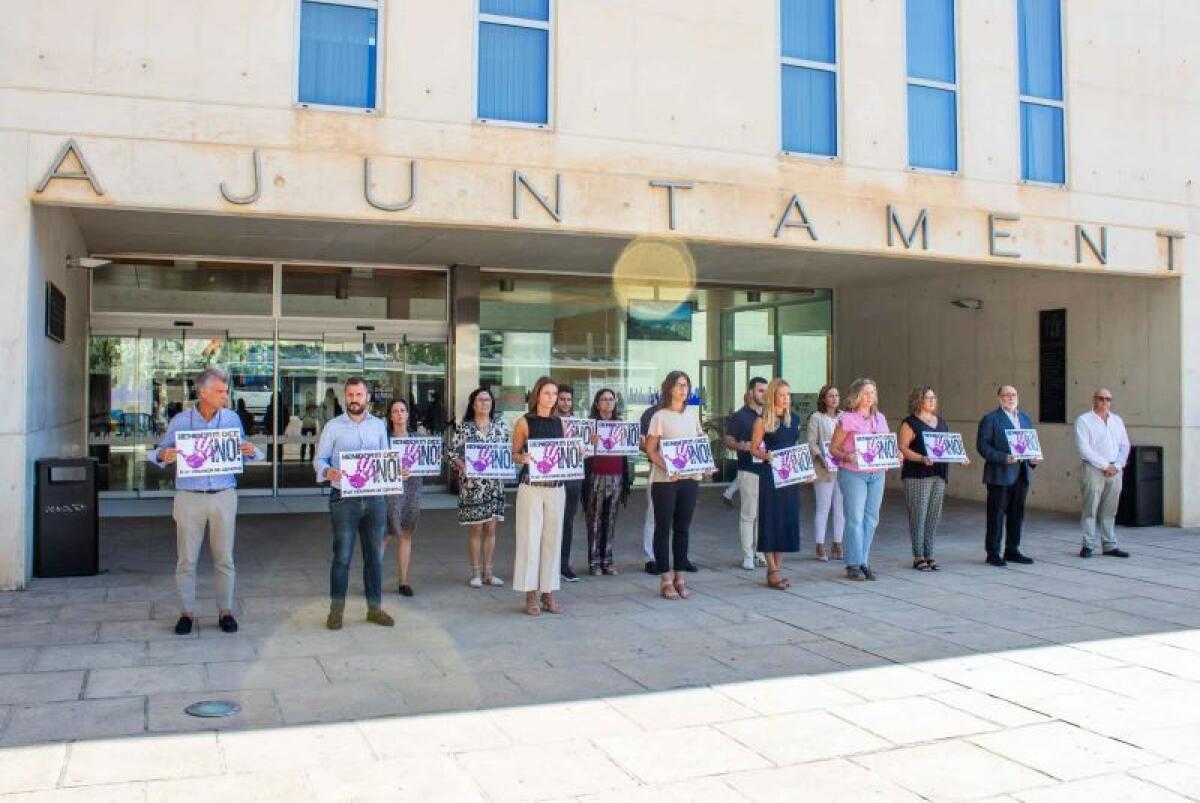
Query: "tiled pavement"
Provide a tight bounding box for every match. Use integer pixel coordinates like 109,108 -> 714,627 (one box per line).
2,488 -> 1200,801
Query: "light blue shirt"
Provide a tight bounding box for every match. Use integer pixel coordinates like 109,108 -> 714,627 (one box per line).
147,405 -> 264,491
313,412 -> 390,491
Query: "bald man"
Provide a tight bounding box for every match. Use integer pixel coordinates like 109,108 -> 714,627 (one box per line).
1073,389 -> 1131,558
976,385 -> 1039,567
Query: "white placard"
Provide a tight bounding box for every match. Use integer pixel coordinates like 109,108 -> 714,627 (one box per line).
462,442 -> 517,480
660,437 -> 716,476
390,436 -> 443,477
175,428 -> 243,478
922,432 -> 969,464
526,438 -> 586,481
769,444 -> 817,488
338,450 -> 405,497
853,433 -> 902,470
562,417 -> 597,449
594,421 -> 641,456
1005,428 -> 1043,460
820,440 -> 839,473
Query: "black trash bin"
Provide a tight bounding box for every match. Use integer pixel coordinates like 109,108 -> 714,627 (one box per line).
34,458 -> 99,577
1116,445 -> 1163,527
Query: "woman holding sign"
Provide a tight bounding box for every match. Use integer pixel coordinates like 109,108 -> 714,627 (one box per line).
451,388 -> 508,589
646,370 -> 709,600
829,378 -> 889,581
749,379 -> 803,590
898,386 -> 966,571
807,384 -> 844,562
511,376 -> 568,616
583,388 -> 632,576
385,399 -> 424,596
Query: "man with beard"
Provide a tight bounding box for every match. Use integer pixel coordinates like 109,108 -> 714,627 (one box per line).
314,377 -> 394,629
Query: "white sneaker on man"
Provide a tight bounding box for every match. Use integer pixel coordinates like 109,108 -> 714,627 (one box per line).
741,555 -> 756,571
755,553 -> 767,567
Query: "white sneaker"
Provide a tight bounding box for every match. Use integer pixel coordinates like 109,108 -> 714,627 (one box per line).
469,576 -> 483,588
755,554 -> 768,567
741,555 -> 756,571
487,575 -> 505,586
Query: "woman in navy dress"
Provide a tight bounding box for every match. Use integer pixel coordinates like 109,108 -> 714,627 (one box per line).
750,378 -> 803,590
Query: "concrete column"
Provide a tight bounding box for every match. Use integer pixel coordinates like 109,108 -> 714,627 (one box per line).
450,265 -> 481,425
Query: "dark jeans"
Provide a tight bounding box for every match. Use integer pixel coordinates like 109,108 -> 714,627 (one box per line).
985,477 -> 1028,559
328,490 -> 387,606
651,479 -> 699,572
560,480 -> 582,572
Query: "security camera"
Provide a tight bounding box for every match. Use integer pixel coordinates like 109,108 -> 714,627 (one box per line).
66,256 -> 113,270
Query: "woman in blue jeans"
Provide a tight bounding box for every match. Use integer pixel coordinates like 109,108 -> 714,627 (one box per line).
829,378 -> 889,581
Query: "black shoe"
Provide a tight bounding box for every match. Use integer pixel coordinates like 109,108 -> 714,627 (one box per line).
986,555 -> 1008,567
218,614 -> 238,634
1004,552 -> 1034,565
861,565 -> 877,581
644,561 -> 659,575
682,561 -> 699,573
1079,547 -> 1093,558
561,568 -> 580,583
1103,548 -> 1130,558
174,615 -> 194,635
398,584 -> 414,597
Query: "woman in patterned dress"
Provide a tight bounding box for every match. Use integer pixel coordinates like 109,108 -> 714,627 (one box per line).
450,388 -> 508,588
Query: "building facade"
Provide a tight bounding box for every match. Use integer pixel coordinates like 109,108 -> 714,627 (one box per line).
1,0 -> 1196,588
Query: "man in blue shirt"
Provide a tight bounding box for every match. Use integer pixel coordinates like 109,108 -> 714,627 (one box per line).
725,377 -> 767,571
313,377 -> 394,630
148,367 -> 263,636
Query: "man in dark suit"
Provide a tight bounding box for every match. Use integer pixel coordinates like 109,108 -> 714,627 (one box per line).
976,385 -> 1040,567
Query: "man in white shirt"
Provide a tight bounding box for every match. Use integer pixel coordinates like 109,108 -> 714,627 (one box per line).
1073,388 -> 1131,558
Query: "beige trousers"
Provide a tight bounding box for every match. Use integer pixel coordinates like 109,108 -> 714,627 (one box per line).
172,489 -> 238,613
513,483 -> 566,593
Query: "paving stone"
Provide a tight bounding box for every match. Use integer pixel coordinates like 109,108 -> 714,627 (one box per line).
64,732 -> 221,786
219,722 -> 374,774
0,742 -> 68,794
457,739 -> 637,802
2,697 -> 146,746
86,665 -> 207,699
716,710 -> 891,765
0,647 -> 37,674
33,642 -> 147,671
0,670 -> 85,704
204,657 -> 328,691
969,721 -> 1161,781
147,689 -> 283,733
724,758 -> 924,802
605,686 -> 755,730
274,680 -> 407,725
855,740 -> 1053,802
1010,772 -> 1190,802
594,725 -> 770,784
358,709 -> 512,758
146,771 -> 315,803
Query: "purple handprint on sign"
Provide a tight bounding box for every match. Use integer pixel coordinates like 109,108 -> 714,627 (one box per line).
400,444 -> 420,471
343,458 -> 376,490
184,435 -> 215,469
928,437 -> 947,459
667,445 -> 689,471
470,450 -> 492,473
859,440 -> 879,465
533,445 -> 560,475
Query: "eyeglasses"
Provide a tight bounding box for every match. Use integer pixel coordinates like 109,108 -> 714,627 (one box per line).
674,381 -> 689,388
1095,396 -> 1113,402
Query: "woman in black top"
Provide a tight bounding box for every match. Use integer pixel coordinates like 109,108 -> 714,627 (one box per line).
898,385 -> 968,570
511,377 -> 568,616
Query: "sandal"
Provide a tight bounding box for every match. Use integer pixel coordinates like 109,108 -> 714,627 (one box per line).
524,594 -> 541,616
482,564 -> 505,586
767,569 -> 790,590
540,593 -> 563,614
913,558 -> 930,571
925,559 -> 940,571
660,577 -> 680,600
673,576 -> 692,599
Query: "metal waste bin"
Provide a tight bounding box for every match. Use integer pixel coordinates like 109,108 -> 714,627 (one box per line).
35,458 -> 99,577
1116,445 -> 1163,527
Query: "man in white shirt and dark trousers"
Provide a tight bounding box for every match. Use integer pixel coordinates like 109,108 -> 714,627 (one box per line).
1074,388 -> 1131,558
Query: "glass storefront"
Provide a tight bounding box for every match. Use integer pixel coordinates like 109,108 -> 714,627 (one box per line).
478,272 -> 833,482
87,259 -> 449,496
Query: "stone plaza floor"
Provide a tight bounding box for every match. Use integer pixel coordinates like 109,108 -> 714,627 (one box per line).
2,487 -> 1200,801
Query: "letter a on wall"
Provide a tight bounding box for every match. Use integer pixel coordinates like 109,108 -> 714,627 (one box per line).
36,139 -> 104,196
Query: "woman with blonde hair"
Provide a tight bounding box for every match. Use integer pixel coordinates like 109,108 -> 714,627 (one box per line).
829,378 -> 889,581
807,384 -> 844,561
749,379 -> 803,589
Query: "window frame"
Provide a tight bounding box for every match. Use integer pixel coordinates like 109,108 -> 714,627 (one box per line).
902,0 -> 961,175
473,1 -> 555,130
293,0 -> 384,115
777,0 -> 843,161
1015,0 -> 1069,187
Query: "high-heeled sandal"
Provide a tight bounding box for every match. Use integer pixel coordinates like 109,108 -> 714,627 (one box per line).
766,569 -> 789,590
524,594 -> 541,616
660,577 -> 680,600
673,576 -> 692,599
540,592 -> 563,614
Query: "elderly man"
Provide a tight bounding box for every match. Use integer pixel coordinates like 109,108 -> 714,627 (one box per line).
976,385 -> 1039,567
1074,389 -> 1131,558
149,367 -> 263,635
314,377 -> 394,630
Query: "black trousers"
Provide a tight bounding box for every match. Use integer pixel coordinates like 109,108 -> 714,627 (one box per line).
560,480 -> 582,571
985,477 -> 1028,559
651,479 -> 699,573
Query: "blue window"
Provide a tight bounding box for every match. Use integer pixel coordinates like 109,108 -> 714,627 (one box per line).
905,0 -> 957,171
298,1 -> 379,111
478,0 -> 551,125
780,0 -> 838,157
1017,0 -> 1065,183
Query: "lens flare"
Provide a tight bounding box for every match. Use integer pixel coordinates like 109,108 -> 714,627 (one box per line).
610,237 -> 696,310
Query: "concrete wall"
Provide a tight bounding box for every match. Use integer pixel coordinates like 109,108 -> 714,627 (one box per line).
836,267 -> 1183,522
